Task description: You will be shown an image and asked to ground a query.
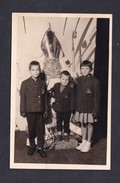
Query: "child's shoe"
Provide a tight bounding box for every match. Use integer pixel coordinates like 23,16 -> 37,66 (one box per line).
28,145 -> 36,155
37,148 -> 46,158
80,141 -> 91,152
55,134 -> 63,142
64,135 -> 70,142
76,140 -> 87,150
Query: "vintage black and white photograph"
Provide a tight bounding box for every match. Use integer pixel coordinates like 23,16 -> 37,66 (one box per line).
10,13 -> 112,170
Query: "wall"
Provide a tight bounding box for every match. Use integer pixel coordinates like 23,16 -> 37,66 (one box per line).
13,15 -> 97,130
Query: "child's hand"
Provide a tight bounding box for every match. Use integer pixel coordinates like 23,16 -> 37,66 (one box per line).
43,111 -> 48,119
50,97 -> 55,106
92,113 -> 98,122
20,112 -> 26,118
48,90 -> 55,98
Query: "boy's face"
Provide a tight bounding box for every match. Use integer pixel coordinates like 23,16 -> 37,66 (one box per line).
81,66 -> 91,76
30,65 -> 40,79
60,74 -> 69,86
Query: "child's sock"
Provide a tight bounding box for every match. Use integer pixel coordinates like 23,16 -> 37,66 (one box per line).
64,133 -> 69,142
64,132 -> 68,136
82,139 -> 87,143
58,131 -> 62,135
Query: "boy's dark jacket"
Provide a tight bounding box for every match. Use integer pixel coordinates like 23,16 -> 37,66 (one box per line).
76,75 -> 100,113
50,82 -> 76,113
20,77 -> 48,113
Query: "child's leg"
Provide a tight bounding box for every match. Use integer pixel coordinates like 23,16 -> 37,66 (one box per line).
36,112 -> 46,157
63,112 -> 71,141
87,123 -> 93,142
36,113 -> 44,149
76,113 -> 87,150
63,112 -> 71,135
56,112 -> 63,135
26,113 -> 36,147
55,112 -> 63,141
80,123 -> 93,152
76,123 -> 87,150
82,123 -> 87,140
26,113 -> 36,155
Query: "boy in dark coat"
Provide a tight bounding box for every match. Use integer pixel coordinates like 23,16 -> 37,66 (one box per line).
75,60 -> 100,152
49,71 -> 76,142
20,61 -> 48,157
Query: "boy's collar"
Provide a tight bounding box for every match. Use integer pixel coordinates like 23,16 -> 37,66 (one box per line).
83,74 -> 92,78
60,83 -> 67,88
31,76 -> 39,81
60,83 -> 68,88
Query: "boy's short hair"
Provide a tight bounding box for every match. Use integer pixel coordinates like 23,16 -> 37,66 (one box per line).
80,60 -> 92,71
61,70 -> 71,78
29,61 -> 41,70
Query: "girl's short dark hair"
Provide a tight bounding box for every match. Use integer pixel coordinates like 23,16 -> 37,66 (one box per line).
80,60 -> 92,71
29,61 -> 41,70
61,70 -> 71,78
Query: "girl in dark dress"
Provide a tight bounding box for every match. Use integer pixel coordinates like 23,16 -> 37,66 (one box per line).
75,60 -> 100,152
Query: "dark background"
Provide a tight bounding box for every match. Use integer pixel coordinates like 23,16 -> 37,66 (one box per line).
93,18 -> 109,140
0,0 -> 120,182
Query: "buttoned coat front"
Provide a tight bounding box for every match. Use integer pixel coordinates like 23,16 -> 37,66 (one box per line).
76,75 -> 100,113
50,82 -> 76,113
20,77 -> 48,113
